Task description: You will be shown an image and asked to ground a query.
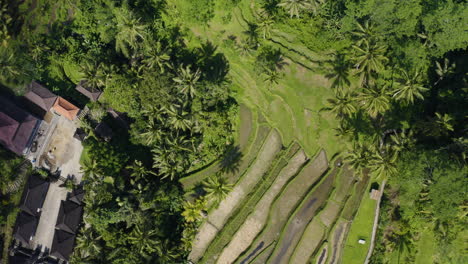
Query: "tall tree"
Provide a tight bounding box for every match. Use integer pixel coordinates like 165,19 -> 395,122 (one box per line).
80,159 -> 102,181
128,225 -> 161,255
352,40 -> 388,85
114,7 -> 147,58
393,70 -> 428,104
142,41 -> 171,73
173,64 -> 201,98
258,14 -> 274,39
80,61 -> 106,90
277,0 -> 312,18
326,91 -> 357,118
370,146 -> 398,178
202,175 -> 233,204
325,53 -> 351,89
359,85 -> 391,119
345,141 -> 375,176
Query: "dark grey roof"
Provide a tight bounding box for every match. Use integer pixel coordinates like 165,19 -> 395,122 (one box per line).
19,175 -> 50,217
76,80 -> 102,101
73,128 -> 87,141
55,200 -> 83,234
13,211 -> 38,247
94,122 -> 112,141
50,230 -> 76,261
24,81 -> 57,112
0,96 -> 39,155
67,186 -> 85,205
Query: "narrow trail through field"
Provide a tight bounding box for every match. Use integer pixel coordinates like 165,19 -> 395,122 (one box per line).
189,129 -> 282,262
216,149 -> 308,264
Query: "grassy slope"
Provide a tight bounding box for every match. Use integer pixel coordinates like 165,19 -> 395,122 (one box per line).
341,183 -> 378,264
166,0 -> 343,159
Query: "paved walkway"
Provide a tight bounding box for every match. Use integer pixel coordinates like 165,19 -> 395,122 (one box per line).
32,181 -> 68,251
31,116 -> 84,251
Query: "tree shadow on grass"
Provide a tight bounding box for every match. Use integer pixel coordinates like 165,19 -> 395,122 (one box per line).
219,145 -> 243,175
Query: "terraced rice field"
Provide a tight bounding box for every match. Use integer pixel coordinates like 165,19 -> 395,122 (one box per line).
171,0 -> 377,257
189,129 -> 282,262
183,104 -> 372,264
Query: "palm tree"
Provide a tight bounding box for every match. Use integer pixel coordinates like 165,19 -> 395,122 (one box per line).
114,7 -> 147,58
152,147 -> 187,180
243,21 -> 259,47
182,199 -> 206,223
173,64 -> 201,98
325,53 -> 351,89
434,58 -> 455,86
80,61 -> 106,90
128,225 -> 161,254
164,105 -> 193,131
434,112 -> 454,134
126,160 -> 155,184
393,70 -> 428,104
236,40 -> 255,56
277,0 -> 312,18
334,122 -> 355,139
0,3 -> 11,47
140,118 -> 163,146
326,91 -> 357,118
264,68 -> 281,85
142,41 -> 171,73
352,40 -> 388,85
158,240 -> 180,263
74,228 -> 102,258
345,141 -> 375,176
0,47 -> 21,83
80,159 -> 102,181
359,85 -> 391,119
258,14 -> 274,39
389,130 -> 415,154
370,146 -> 398,178
352,20 -> 377,46
203,175 -> 233,204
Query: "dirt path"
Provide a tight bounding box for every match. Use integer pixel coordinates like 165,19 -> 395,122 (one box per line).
236,150 -> 328,263
268,164 -> 339,264
216,150 -> 308,264
189,129 -> 282,262
364,180 -> 386,264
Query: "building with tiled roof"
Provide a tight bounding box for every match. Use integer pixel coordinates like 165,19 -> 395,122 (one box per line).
23,81 -> 57,118
52,97 -> 80,121
0,96 -> 40,155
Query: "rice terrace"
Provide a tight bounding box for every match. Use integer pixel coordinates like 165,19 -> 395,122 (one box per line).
0,0 -> 466,264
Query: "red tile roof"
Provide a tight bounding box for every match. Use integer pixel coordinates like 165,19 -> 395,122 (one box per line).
53,97 -> 80,121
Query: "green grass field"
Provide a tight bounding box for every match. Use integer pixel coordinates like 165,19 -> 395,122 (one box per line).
166,1 -> 378,263
341,184 -> 378,264
167,0 -> 343,159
